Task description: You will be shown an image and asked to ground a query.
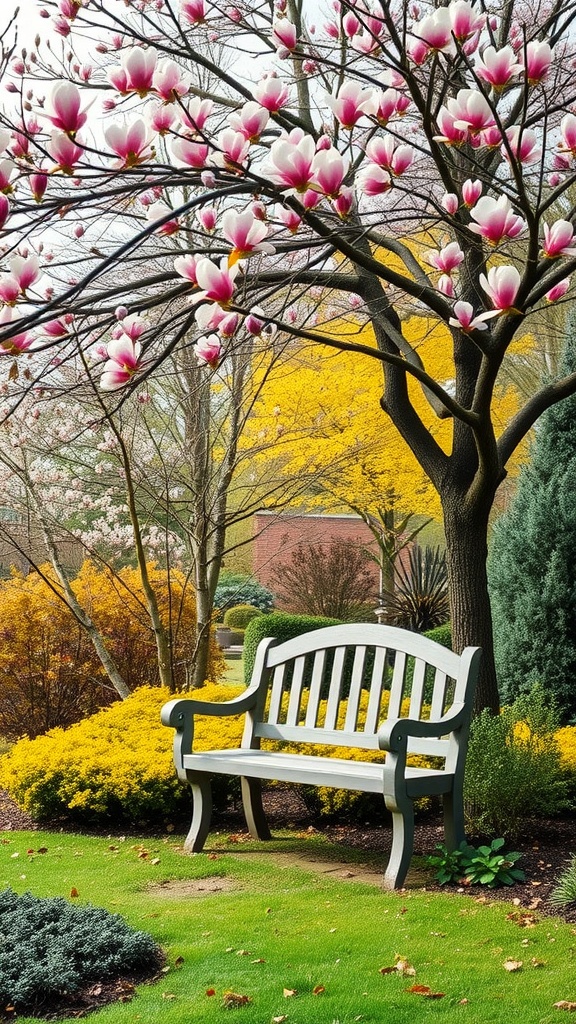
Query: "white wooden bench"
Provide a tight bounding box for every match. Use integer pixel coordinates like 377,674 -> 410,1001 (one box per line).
161,624 -> 481,889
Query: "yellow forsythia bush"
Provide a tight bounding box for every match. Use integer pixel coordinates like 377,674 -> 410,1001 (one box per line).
0,684 -> 244,824
0,560 -> 225,740
0,683 -> 437,825
554,726 -> 576,775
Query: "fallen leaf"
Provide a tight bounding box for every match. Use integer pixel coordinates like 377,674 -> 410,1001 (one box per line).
406,984 -> 445,999
379,955 -> 415,977
162,993 -> 176,1000
236,949 -> 252,956
312,985 -> 325,995
251,958 -> 266,964
272,1016 -> 288,1022
222,992 -> 250,1008
459,998 -> 469,1005
205,989 -> 216,997
150,857 -> 160,865
503,960 -> 523,972
208,853 -> 219,860
554,1002 -> 576,1011
70,887 -> 79,898
26,849 -> 34,855
531,958 -> 546,968
283,988 -> 297,998
174,956 -> 184,968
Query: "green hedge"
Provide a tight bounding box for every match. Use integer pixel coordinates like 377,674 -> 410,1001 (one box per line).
223,603 -> 262,629
424,623 -> 452,649
243,612 -> 342,683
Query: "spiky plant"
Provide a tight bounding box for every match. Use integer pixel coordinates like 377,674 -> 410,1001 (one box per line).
380,544 -> 450,633
549,858 -> 576,908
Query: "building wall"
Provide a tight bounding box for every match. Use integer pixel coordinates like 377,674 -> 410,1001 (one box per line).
252,511 -> 381,609
0,523 -> 83,577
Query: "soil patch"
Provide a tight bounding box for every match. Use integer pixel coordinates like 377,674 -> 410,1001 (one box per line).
148,876 -> 237,897
0,967 -> 162,1022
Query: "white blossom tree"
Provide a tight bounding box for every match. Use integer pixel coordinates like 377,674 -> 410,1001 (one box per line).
1,0 -> 576,710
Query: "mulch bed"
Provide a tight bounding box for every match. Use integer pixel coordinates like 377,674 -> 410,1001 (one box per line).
1,785 -> 575,1019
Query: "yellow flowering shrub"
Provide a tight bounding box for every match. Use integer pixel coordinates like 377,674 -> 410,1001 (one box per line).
0,684 -> 244,824
554,726 -> 576,775
0,561 -> 224,740
0,683 -> 437,824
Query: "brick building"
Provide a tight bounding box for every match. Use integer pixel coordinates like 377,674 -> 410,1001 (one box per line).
252,511 -> 381,610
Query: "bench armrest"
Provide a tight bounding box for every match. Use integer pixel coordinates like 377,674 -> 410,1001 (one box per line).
378,703 -> 468,753
161,687 -> 260,779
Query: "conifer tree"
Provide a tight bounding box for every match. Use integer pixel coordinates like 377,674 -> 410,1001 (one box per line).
489,324 -> 576,720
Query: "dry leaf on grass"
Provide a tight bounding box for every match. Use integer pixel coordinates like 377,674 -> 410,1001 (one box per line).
503,959 -> 523,972
312,985 -> 325,995
283,988 -> 298,997
554,1002 -> 576,1012
406,984 -> 445,999
222,991 -> 251,1008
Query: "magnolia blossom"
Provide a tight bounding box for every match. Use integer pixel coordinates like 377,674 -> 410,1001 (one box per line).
559,114 -> 576,157
450,0 -> 485,40
221,209 -> 275,261
442,192 -> 459,214
475,46 -> 522,89
272,18 -> 297,50
365,136 -> 414,175
325,81 -> 377,129
0,275 -> 21,304
437,274 -> 455,297
412,7 -> 454,57
153,59 -> 189,102
171,136 -> 209,169
426,242 -> 465,275
263,133 -> 315,191
541,220 -> 576,258
469,194 -> 526,245
174,253 -> 199,284
195,334 -> 222,367
48,130 -> 83,173
439,89 -> 496,139
213,128 -> 250,167
108,47 -> 157,96
145,101 -> 178,134
9,255 -> 40,291
0,194 -> 10,228
480,265 -> 521,310
181,0 -> 206,24
100,336 -> 143,390
522,40 -> 552,84
182,97 -> 213,131
275,204 -> 302,232
253,75 -> 291,112
194,257 -> 239,304
46,82 -> 88,135
197,206 -> 217,232
146,200 -> 180,235
310,147 -> 349,196
502,126 -> 541,166
545,277 -> 571,302
448,300 -> 497,332
105,120 -> 154,167
462,179 -> 483,206
357,164 -> 392,196
227,101 -> 269,141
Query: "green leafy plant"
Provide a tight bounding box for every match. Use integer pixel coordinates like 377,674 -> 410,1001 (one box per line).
380,544 -> 450,632
549,857 -> 576,908
0,887 -> 162,1015
214,572 -> 275,614
427,839 -> 525,887
223,603 -> 262,629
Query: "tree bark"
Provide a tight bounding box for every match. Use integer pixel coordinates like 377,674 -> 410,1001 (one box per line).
443,493 -> 499,715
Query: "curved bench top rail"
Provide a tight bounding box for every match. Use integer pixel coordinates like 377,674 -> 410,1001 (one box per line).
262,623 -> 465,679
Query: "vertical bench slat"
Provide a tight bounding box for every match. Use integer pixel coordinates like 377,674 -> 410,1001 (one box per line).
344,646 -> 367,732
388,650 -> 407,718
268,664 -> 286,724
286,656 -> 306,725
430,669 -> 448,720
364,646 -> 387,732
409,657 -> 427,719
305,649 -> 327,728
324,646 -> 346,729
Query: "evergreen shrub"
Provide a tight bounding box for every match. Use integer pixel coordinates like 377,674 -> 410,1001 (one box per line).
223,604 -> 262,629
464,686 -> 574,838
243,612 -> 342,684
214,572 -> 274,614
0,888 -> 161,1015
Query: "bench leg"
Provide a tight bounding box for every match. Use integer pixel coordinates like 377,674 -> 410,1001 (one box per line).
383,794 -> 414,890
184,772 -> 213,853
241,777 -> 272,841
443,783 -> 466,851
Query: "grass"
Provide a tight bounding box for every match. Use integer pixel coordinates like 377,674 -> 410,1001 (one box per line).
1,828 -> 576,1023
222,655 -> 245,685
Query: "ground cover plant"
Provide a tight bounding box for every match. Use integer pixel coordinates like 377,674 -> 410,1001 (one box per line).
0,828 -> 576,1023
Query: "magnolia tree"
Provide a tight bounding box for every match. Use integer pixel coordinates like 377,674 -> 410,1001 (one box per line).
1,0 -> 576,711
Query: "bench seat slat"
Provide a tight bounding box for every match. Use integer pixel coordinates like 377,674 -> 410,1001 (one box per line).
182,749 -> 453,796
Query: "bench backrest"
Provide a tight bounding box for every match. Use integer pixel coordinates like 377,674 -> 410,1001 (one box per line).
243,624 -> 480,770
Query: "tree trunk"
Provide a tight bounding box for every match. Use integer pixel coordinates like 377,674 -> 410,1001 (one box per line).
443,496 -> 500,715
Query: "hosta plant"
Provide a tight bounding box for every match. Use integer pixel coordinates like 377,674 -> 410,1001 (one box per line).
427,838 -> 525,887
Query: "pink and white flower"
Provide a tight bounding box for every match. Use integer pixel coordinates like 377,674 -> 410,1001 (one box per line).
502,126 -> 541,166
475,46 -> 522,89
522,40 -> 552,84
181,0 -> 206,24
449,0 -> 485,41
213,128 -> 250,168
545,277 -> 571,302
0,193 -> 10,228
325,81 -> 378,129
365,136 -> 414,175
253,75 -> 291,112
480,265 -> 521,310
311,147 -> 349,196
272,18 -> 297,50
426,241 -> 465,274
195,333 -> 222,367
541,220 -> 576,258
174,254 -> 199,284
559,113 -> 576,157
448,300 -> 497,331
182,97 -> 213,132
275,204 -> 302,232
263,133 -> 315,192
0,275 -> 21,305
437,274 -> 455,297
197,206 -> 217,232
227,101 -> 269,141
109,47 -> 157,96
469,194 -> 526,245
48,131 -> 83,173
356,164 -> 392,196
221,209 -> 275,261
153,59 -> 189,102
412,7 -> 454,55
442,192 -> 459,214
10,255 -> 40,291
439,89 -> 496,138
462,178 -> 483,206
171,136 -> 209,169
146,200 -> 180,235
100,335 -> 143,390
46,82 -> 88,135
195,257 -> 239,305
105,120 -> 154,167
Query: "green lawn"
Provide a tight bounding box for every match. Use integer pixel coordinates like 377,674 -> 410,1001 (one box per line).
1,828 -> 575,1023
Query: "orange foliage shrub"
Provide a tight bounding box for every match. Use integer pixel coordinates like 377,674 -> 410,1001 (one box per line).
0,561 -> 224,740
